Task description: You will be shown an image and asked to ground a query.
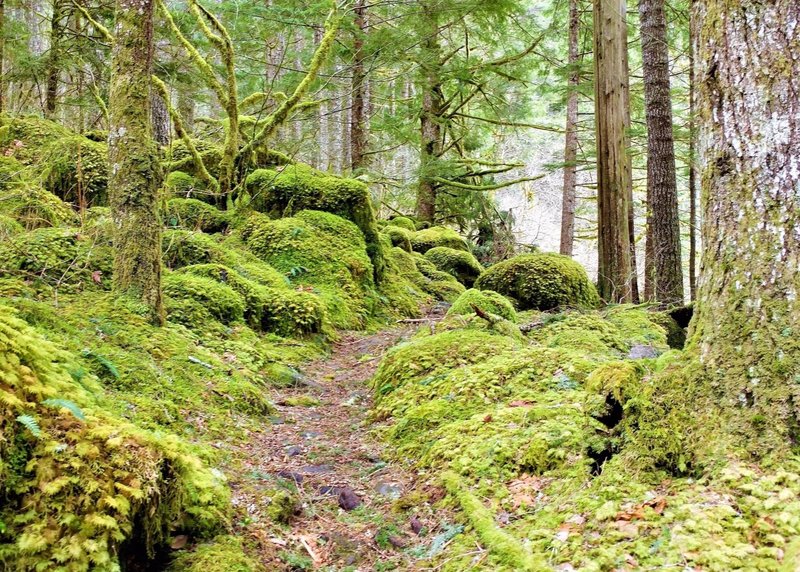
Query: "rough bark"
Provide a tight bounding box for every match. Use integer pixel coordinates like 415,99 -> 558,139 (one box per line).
559,0 -> 579,257
350,0 -> 368,174
45,0 -> 65,117
416,2 -> 443,224
151,90 -> 170,146
691,0 -> 800,451
0,0 -> 5,114
593,0 -> 635,302
108,0 -> 164,325
640,0 -> 684,304
688,7 -> 698,301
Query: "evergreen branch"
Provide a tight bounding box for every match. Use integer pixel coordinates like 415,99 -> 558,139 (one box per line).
453,112 -> 563,133
433,174 -> 546,192
71,2 -> 112,43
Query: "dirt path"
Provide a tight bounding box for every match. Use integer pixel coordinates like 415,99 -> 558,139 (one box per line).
230,312 -> 451,571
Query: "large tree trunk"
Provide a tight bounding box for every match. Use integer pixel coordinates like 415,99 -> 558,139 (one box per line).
559,0 -> 580,257
45,0 -> 65,117
350,0 -> 368,174
691,0 -> 800,450
0,0 -> 5,114
593,0 -> 635,302
688,8 -> 698,301
416,2 -> 443,224
151,91 -> 171,146
108,0 -> 164,325
640,0 -> 684,304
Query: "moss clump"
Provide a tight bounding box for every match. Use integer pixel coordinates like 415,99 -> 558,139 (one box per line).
0,305 -> 228,570
387,247 -> 464,303
246,164 -> 387,282
447,289 -> 516,322
604,306 -> 669,351
383,225 -> 413,252
166,198 -> 229,233
0,179 -> 78,230
386,216 -> 416,231
163,272 -> 246,327
410,226 -> 468,253
424,247 -> 484,287
162,230 -> 226,269
42,135 -> 108,207
165,170 -> 203,197
0,227 -> 113,291
266,489 -> 301,524
0,213 -> 23,239
476,253 -> 600,311
168,535 -> 261,572
241,210 -> 377,328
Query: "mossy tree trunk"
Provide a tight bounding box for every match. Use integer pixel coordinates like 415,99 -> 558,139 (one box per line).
416,1 -> 443,224
593,0 -> 636,303
45,0 -> 65,117
0,0 -> 5,114
350,0 -> 368,175
640,0 -> 683,305
560,0 -> 580,257
691,0 -> 800,450
108,0 -> 164,325
688,8 -> 698,301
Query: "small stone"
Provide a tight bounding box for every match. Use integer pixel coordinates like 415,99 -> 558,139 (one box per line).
628,344 -> 659,359
301,431 -> 321,440
374,481 -> 403,499
277,471 -> 304,484
284,445 -> 303,457
337,487 -> 362,511
299,464 -> 332,475
410,516 -> 424,535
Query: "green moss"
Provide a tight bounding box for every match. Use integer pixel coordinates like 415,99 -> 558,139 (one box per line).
42,135 -> 108,207
424,247 -> 484,287
246,164 -> 387,282
410,226 -> 468,253
0,180 -> 78,230
0,214 -> 23,239
476,253 -> 600,311
266,489 -> 301,524
533,313 -> 627,354
604,306 -> 669,350
168,535 -> 261,572
446,289 -> 516,322
163,272 -> 246,327
385,216 -> 416,231
383,225 -> 413,252
165,170 -> 203,197
166,198 -> 229,233
162,230 -> 226,269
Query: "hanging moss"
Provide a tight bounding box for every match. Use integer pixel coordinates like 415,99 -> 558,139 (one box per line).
245,164 -> 387,282
0,305 -> 229,570
447,289 -> 516,322
410,226 -> 469,253
476,253 -> 600,311
424,247 -> 484,287
166,198 -> 229,233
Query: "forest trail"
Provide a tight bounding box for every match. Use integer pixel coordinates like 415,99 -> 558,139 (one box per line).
229,306 -> 453,570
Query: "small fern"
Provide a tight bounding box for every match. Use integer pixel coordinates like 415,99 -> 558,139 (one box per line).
42,398 -> 86,421
81,349 -> 120,380
16,414 -> 42,438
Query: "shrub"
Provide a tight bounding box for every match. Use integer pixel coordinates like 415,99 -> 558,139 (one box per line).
447,289 -> 516,322
424,246 -> 484,287
475,253 -> 599,310
410,226 -> 468,253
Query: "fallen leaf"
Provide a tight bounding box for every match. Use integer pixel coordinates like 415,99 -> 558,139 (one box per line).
170,535 -> 188,550
91,270 -> 103,284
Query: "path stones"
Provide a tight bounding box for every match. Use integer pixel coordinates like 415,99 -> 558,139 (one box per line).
374,481 -> 403,499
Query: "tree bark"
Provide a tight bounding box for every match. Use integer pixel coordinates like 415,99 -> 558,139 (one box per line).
350,0 -> 368,174
688,4 -> 698,301
640,0 -> 684,304
0,0 -> 5,114
108,0 -> 164,325
691,0 -> 800,450
559,0 -> 579,257
151,90 -> 171,146
416,2 -> 443,224
45,0 -> 65,117
593,0 -> 635,302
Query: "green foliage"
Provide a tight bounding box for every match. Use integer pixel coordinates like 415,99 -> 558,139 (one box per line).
475,253 -> 600,311
410,226 -> 468,254
447,289 -> 516,322
424,247 -> 484,287
246,164 -> 387,281
166,198 -> 230,233
168,535 -> 261,572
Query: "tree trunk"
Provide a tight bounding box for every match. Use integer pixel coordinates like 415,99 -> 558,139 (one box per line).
640,0 -> 684,305
151,90 -> 171,146
559,0 -> 579,257
350,0 -> 368,174
416,2 -> 443,224
593,0 -> 635,302
108,0 -> 164,325
688,5 -> 698,301
691,0 -> 800,450
0,0 -> 5,114
45,0 -> 64,117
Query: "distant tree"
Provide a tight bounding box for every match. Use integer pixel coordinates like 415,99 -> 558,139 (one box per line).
559,0 -> 580,257
108,0 -> 164,324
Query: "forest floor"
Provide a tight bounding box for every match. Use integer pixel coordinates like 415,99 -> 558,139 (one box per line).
226,305 -> 460,571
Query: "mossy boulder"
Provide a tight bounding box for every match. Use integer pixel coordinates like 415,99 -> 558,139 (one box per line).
475,253 -> 600,311
42,135 -> 108,207
424,246 -> 484,287
0,179 -> 78,230
165,170 -> 203,197
245,164 -> 386,282
0,213 -> 23,239
163,272 -> 246,327
447,289 -> 516,322
386,216 -> 416,231
162,230 -> 225,269
166,198 -> 229,233
382,225 -> 413,252
386,247 -> 465,303
167,535 -> 260,572
410,226 -> 468,253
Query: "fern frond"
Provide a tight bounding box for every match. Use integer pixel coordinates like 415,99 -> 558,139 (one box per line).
81,349 -> 120,380
42,399 -> 86,421
16,414 -> 42,438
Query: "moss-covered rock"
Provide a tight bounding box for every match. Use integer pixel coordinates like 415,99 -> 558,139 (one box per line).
162,230 -> 225,269
424,246 -> 484,287
42,135 -> 108,207
166,198 -> 229,233
386,216 -> 416,231
447,289 -> 516,322
476,253 -> 600,311
0,213 -> 23,239
245,164 -> 386,282
165,170 -> 203,197
383,225 -> 413,252
410,226 -> 468,253
163,272 -> 247,327
0,177 -> 78,230
386,247 -> 465,303
168,535 -> 261,572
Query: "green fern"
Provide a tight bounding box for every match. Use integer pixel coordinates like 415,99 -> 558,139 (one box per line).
81,348 -> 120,380
42,398 -> 86,421
16,414 -> 42,438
